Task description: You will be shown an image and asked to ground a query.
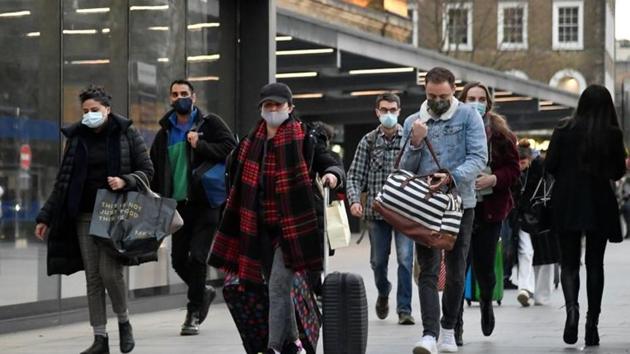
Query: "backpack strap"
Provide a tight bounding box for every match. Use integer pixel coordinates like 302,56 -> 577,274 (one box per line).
365,127 -> 380,163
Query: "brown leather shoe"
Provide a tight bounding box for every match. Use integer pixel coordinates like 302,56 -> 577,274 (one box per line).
375,296 -> 389,320
398,313 -> 415,325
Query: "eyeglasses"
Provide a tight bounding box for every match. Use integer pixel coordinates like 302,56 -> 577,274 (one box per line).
377,107 -> 399,114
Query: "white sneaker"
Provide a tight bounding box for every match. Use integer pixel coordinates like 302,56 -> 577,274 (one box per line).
438,328 -> 458,352
413,335 -> 438,354
517,290 -> 531,307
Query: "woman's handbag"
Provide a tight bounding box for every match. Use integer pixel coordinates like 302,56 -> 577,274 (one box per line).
89,173 -> 183,264
372,137 -> 462,251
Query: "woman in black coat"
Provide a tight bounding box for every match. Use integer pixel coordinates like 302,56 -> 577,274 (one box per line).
34,85 -> 154,354
545,85 -> 626,347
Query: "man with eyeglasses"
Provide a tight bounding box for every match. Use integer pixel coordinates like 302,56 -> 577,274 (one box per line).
346,92 -> 415,325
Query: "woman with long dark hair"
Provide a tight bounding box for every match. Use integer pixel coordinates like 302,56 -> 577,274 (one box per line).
545,84 -> 626,346
456,82 -> 520,345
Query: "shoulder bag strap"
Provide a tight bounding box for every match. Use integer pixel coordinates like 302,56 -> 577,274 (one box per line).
394,134 -> 442,170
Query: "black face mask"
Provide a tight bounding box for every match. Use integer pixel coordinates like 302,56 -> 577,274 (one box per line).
427,98 -> 451,116
172,97 -> 193,115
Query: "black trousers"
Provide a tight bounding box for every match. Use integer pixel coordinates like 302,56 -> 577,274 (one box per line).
171,202 -> 220,312
470,219 -> 502,302
559,232 -> 607,315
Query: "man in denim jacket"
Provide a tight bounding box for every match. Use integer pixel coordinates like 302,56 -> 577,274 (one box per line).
400,67 -> 487,354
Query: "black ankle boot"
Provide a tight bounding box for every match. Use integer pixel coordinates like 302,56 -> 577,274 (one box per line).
585,312 -> 600,346
563,304 -> 579,344
180,311 -> 200,336
480,301 -> 495,336
80,335 -> 109,354
118,321 -> 135,353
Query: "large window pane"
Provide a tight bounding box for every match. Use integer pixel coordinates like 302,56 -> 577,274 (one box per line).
187,0 -> 221,114
127,0 -> 183,292
129,0 -> 183,146
0,0 -> 61,309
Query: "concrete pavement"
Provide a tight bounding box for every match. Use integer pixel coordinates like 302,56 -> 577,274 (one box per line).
2,234 -> 630,353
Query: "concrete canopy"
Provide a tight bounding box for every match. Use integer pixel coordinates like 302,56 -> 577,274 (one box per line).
277,8 -> 579,132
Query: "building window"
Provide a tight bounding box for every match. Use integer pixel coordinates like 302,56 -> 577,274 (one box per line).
443,2 -> 473,51
553,1 -> 583,50
498,2 -> 528,50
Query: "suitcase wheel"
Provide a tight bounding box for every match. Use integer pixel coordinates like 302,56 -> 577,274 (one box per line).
497,300 -> 502,306
466,300 -> 471,307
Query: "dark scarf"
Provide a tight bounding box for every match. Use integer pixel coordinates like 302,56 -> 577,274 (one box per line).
209,117 -> 322,284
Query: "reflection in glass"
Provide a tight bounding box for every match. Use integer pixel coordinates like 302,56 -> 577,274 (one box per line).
0,0 -> 61,307
129,0 -> 180,147
187,0 -> 220,114
62,0 -> 114,126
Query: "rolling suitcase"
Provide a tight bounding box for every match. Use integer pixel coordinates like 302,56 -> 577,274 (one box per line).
223,271 -> 321,354
465,240 -> 504,306
321,187 -> 369,354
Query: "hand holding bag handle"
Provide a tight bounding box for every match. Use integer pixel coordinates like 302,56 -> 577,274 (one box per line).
395,133 -> 456,194
130,172 -> 184,234
372,129 -> 463,250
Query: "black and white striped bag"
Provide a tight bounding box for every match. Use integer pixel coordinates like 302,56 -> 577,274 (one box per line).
376,169 -> 462,235
373,136 -> 463,243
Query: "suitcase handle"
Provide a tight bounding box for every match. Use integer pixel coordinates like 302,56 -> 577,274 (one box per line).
323,186 -> 330,277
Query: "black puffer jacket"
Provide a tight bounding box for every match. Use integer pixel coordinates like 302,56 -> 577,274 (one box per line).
150,108 -> 237,206
36,114 -> 154,275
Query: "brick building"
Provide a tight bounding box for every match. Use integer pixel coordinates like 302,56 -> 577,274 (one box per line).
414,0 -> 616,96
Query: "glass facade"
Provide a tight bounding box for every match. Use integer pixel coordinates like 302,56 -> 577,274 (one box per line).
0,0 -> 227,321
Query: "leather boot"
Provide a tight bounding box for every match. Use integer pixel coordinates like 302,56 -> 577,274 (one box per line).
180,311 -> 200,336
561,267 -> 580,345
563,305 -> 579,344
80,335 -> 109,354
198,286 -> 217,324
118,321 -> 135,353
479,301 -> 495,336
585,312 -> 600,346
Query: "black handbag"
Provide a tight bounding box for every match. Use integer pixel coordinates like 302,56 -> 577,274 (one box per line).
520,174 -> 554,235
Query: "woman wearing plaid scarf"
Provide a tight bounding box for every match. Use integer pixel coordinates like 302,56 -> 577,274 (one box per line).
209,83 -> 344,354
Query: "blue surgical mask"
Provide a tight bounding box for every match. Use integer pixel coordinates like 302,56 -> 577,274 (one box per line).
261,109 -> 290,127
172,97 -> 193,115
379,113 -> 398,129
82,111 -> 106,128
469,101 -> 487,117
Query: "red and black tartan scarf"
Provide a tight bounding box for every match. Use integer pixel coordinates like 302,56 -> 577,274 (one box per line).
209,117 -> 322,284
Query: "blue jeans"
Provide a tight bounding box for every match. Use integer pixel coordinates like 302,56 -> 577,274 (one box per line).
368,220 -> 414,314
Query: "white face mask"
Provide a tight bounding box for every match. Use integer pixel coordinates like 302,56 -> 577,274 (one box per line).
82,111 -> 106,128
261,109 -> 290,127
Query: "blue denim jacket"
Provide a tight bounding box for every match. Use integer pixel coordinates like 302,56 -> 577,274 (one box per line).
400,98 -> 488,209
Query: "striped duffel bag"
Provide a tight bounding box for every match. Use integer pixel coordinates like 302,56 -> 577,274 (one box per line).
373,169 -> 462,251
